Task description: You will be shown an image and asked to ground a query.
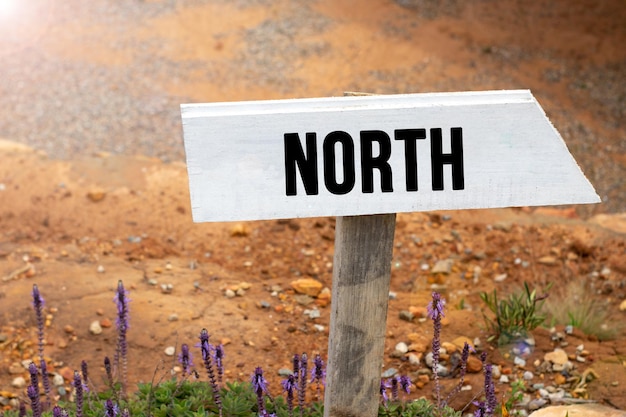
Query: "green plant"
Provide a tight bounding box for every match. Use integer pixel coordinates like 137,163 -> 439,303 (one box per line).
500,379 -> 526,416
479,282 -> 551,345
542,279 -> 620,341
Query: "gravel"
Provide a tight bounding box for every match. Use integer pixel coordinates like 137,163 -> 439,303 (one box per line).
0,0 -> 623,212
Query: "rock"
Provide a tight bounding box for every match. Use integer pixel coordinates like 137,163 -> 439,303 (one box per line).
86,188 -> 106,202
431,259 -> 454,274
528,398 -> 548,411
434,364 -> 449,377
63,325 -> 75,334
381,368 -> 397,378
408,353 -> 421,366
59,367 -> 74,381
100,318 -> 113,328
89,320 -> 102,335
97,265 -> 105,273
399,310 -> 414,322
224,289 -> 236,298
230,224 -> 249,237
303,308 -> 320,319
11,377 -> 26,388
466,355 -> 483,373
620,299 -> 626,312
316,288 -> 331,307
441,342 -> 458,353
451,336 -> 474,350
523,371 -> 534,380
553,373 -> 566,385
290,278 -> 323,297
408,342 -> 427,353
513,356 -> 526,367
313,324 -> 325,332
528,404 -> 626,417
164,346 -> 175,356
395,342 -> 409,354
52,374 -> 64,386
537,256 -> 558,266
544,349 -> 568,365
494,273 -> 508,282
499,375 -> 509,383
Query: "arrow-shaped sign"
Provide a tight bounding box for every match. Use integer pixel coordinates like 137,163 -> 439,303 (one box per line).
182,90 -> 599,223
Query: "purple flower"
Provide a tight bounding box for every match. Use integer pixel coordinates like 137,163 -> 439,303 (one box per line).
73,371 -> 84,417
214,344 -> 224,383
251,367 -> 270,416
31,285 -> 46,362
114,280 -> 130,394
104,399 -> 119,417
199,329 -> 222,417
298,353 -> 308,414
104,356 -> 114,391
428,292 -> 446,409
281,374 -> 297,417
40,359 -> 51,406
251,366 -> 270,396
400,375 -> 411,395
390,376 -> 399,401
52,406 -> 69,417
292,354 -> 300,385
178,343 -> 194,376
310,354 -> 325,401
27,385 -> 42,417
484,363 -> 496,415
28,362 -> 39,391
81,360 -> 89,392
427,291 -> 446,320
380,379 -> 391,405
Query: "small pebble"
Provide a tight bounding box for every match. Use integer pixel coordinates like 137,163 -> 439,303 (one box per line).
395,342 -> 409,354
408,353 -> 421,366
167,314 -> 179,322
523,371 -> 534,380
52,374 -> 64,386
514,356 -> 526,367
97,265 -> 105,273
494,273 -> 508,282
313,324 -> 325,332
164,346 -> 176,356
89,320 -> 102,335
499,375 -> 510,384
303,308 -> 320,319
11,377 -> 26,388
399,310 -> 414,322
224,289 -> 236,298
381,368 -> 398,378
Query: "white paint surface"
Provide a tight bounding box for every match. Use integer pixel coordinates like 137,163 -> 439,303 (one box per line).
181,90 -> 599,222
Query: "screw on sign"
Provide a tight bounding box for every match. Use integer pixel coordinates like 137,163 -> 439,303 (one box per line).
180,90 -> 599,417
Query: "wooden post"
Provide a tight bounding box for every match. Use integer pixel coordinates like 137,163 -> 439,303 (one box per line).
324,214 -> 396,417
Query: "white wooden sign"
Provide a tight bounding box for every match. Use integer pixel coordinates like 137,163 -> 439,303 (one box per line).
181,90 -> 599,222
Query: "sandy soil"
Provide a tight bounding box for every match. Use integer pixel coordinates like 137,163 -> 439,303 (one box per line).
1,0 -> 625,414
